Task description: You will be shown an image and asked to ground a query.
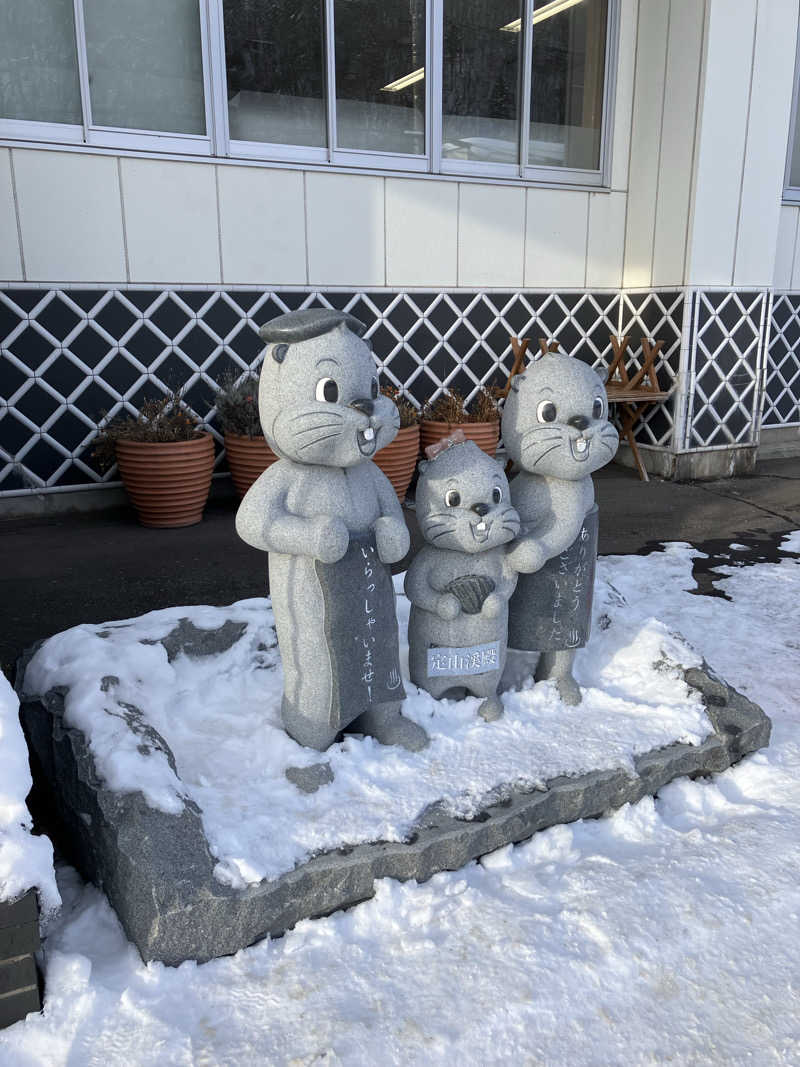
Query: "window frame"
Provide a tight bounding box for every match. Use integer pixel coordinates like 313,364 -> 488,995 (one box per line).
0,0 -> 618,188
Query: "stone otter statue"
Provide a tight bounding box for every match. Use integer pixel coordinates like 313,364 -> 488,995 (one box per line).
501,352 -> 619,704
405,437 -> 539,722
236,308 -> 428,753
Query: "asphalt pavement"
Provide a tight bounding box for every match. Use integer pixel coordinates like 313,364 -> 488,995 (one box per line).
2,457 -> 799,677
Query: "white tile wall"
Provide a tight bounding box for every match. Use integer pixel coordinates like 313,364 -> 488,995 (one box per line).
306,172 -> 384,287
386,178 -> 458,287
0,150 -> 21,279
686,0 -> 757,285
774,205 -> 799,288
218,166 -> 306,285
121,157 -> 220,284
13,149 -> 126,282
587,191 -> 626,288
651,0 -> 704,287
524,187 -> 588,288
622,0 -> 669,287
458,183 -> 525,288
734,0 -> 799,287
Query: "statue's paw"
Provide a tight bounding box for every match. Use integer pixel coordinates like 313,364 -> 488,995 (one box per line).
314,517 -> 349,563
478,695 -> 504,722
508,538 -> 545,574
555,675 -> 582,706
373,515 -> 410,564
436,593 -> 461,621
481,592 -> 503,619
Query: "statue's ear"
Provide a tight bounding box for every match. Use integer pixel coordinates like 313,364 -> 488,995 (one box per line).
272,343 -> 289,364
595,364 -> 609,385
417,460 -> 429,475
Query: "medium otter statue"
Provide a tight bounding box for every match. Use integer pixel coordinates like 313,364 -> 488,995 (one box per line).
501,352 -> 619,704
405,436 -> 539,722
236,308 -> 428,753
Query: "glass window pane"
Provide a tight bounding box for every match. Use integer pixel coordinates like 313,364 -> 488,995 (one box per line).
443,0 -> 522,165
334,0 -> 425,155
0,0 -> 81,125
224,0 -> 326,148
529,0 -> 607,170
84,0 -> 206,135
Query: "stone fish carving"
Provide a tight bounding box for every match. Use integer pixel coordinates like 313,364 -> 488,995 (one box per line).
501,351 -> 619,704
236,308 -> 428,752
405,438 -> 540,722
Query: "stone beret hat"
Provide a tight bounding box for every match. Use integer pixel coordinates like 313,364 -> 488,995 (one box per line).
258,308 -> 366,344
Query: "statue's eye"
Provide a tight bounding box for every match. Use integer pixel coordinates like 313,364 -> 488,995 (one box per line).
593,397 -> 604,419
537,400 -> 557,423
445,489 -> 461,507
315,377 -> 339,403
492,487 -> 502,504
371,379 -> 379,399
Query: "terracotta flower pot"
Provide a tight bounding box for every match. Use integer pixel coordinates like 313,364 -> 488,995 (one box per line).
373,423 -> 421,501
420,419 -> 500,458
224,433 -> 278,497
116,434 -> 215,528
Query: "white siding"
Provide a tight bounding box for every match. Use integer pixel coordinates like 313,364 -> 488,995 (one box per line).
587,191 -> 626,288
386,179 -> 458,288
651,0 -> 704,287
773,205 -> 799,289
13,149 -> 126,282
610,0 -> 639,193
686,0 -> 757,286
524,188 -> 588,288
305,172 -> 385,287
622,0 -> 669,287
458,183 -> 526,288
218,166 -> 306,285
0,149 -> 21,279
734,0 -> 799,287
121,158 -> 220,284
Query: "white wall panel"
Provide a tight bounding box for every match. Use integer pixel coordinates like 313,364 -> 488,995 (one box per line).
524,188 -> 588,287
734,0 -> 800,287
0,150 -> 21,279
774,205 -> 798,289
587,191 -> 626,288
13,149 -> 126,282
622,0 -> 669,287
651,0 -> 704,287
218,166 -> 306,285
386,179 -> 457,287
458,183 -> 525,288
686,0 -> 757,286
122,158 -> 220,284
610,0 -> 639,192
306,172 -> 384,287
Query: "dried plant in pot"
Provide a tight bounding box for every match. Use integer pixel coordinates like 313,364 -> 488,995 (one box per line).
420,388 -> 501,457
214,372 -> 278,498
94,393 -> 214,528
372,385 -> 420,501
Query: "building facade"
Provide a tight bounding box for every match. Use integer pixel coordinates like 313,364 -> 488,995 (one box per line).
1,0 -> 800,509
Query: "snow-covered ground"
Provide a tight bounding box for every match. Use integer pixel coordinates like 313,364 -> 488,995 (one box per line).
0,671 -> 58,914
21,576 -> 709,886
3,535 -> 800,1065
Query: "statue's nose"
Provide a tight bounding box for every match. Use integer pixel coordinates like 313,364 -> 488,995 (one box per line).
472,502 -> 489,517
569,415 -> 589,431
351,398 -> 374,416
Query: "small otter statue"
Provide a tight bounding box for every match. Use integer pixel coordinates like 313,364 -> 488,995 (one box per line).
501,352 -> 619,704
236,308 -> 428,753
405,436 -> 539,722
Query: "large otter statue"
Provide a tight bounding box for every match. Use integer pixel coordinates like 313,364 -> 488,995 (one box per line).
236,308 -> 428,753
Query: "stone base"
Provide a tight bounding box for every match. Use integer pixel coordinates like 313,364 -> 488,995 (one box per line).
18,658 -> 770,967
615,443 -> 758,481
0,889 -> 41,1029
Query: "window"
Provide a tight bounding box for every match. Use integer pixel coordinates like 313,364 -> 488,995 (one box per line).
0,0 -> 616,185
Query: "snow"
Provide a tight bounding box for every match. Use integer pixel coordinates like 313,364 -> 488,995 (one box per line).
0,671 -> 58,914
22,581 -> 709,886
3,536 -> 800,1064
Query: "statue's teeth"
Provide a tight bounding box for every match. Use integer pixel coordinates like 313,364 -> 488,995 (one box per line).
477,521 -> 487,532
576,437 -> 587,452
363,427 -> 374,441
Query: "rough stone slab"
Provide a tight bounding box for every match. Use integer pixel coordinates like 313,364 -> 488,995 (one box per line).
17,652 -> 770,967
0,955 -> 38,997
0,984 -> 41,1030
0,922 -> 40,960
0,890 -> 37,930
